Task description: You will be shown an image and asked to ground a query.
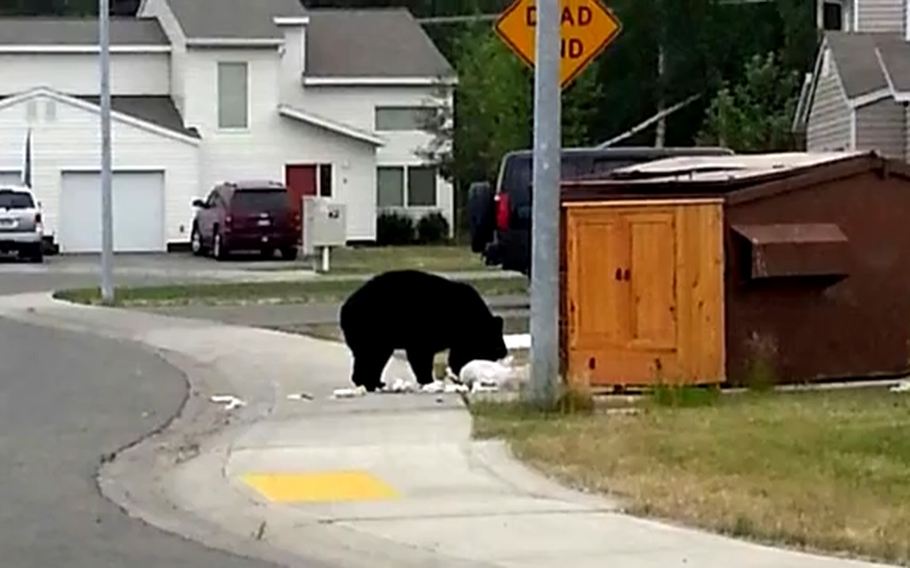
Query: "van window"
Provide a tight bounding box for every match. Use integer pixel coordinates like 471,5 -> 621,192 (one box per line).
0,190 -> 34,209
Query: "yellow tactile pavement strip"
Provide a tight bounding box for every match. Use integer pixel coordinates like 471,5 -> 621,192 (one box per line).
240,470 -> 400,503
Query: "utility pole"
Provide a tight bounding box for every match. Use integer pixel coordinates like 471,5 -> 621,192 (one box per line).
528,0 -> 561,407
99,0 -> 114,304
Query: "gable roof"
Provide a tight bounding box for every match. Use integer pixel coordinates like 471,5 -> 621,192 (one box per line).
793,31 -> 897,133
0,88 -> 199,144
305,8 -> 454,79
278,105 -> 384,145
873,35 -> 910,98
163,0 -> 306,42
76,95 -> 199,139
0,16 -> 167,46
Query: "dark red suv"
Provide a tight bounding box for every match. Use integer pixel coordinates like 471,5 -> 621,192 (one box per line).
191,180 -> 300,261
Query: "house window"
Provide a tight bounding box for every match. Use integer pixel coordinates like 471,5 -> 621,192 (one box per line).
406,166 -> 437,206
217,61 -> 249,129
374,106 -> 435,131
25,100 -> 37,122
318,163 -> 333,197
44,100 -> 56,122
376,165 -> 438,207
377,166 -> 405,207
822,0 -> 853,31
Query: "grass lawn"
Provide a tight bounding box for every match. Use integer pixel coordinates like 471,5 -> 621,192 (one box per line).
54,276 -> 528,307
472,387 -> 910,564
255,245 -> 496,274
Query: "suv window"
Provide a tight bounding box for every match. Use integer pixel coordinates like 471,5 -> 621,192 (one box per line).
0,190 -> 34,209
230,188 -> 289,212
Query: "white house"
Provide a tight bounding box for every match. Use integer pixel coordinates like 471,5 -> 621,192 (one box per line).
0,0 -> 456,253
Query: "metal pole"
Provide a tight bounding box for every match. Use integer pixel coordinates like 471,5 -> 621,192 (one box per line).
528,0 -> 561,406
99,0 -> 114,304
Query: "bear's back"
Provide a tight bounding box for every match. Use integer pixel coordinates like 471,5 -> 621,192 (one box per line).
341,270 -> 489,330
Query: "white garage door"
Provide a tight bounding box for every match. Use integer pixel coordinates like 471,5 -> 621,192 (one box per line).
59,171 -> 166,253
0,171 -> 23,187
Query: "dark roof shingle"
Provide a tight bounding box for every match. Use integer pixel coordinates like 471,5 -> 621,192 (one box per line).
77,95 -> 200,138
872,35 -> 910,93
305,8 -> 453,78
0,17 -> 168,45
165,0 -> 306,40
825,31 -> 893,98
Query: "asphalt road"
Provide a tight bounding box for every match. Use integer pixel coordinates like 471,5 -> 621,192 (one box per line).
0,256 -> 295,568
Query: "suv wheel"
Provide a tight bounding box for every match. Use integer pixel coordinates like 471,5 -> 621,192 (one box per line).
22,244 -> 43,263
213,231 -> 229,261
190,225 -> 205,256
281,246 -> 298,261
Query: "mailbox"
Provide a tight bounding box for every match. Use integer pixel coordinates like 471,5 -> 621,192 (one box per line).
302,196 -> 347,256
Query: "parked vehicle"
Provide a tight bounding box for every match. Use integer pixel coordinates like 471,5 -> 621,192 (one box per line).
190,180 -> 300,261
468,146 -> 735,274
0,185 -> 44,263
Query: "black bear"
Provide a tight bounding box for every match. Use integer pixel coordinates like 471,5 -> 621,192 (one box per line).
339,269 -> 509,391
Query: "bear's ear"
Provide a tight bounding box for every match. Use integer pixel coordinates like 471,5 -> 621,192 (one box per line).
493,315 -> 504,333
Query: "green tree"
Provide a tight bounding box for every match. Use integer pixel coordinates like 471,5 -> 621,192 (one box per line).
697,51 -> 800,152
420,23 -> 602,186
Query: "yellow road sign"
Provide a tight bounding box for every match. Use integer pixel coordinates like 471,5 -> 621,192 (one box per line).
494,0 -> 622,90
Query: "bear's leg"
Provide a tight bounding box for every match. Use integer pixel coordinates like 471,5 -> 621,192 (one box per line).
351,347 -> 392,392
405,348 -> 437,386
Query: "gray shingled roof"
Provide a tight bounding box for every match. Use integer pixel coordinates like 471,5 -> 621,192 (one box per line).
825,31 -> 893,98
0,17 -> 168,45
165,0 -> 306,40
305,8 -> 454,78
77,96 -> 200,138
872,34 -> 910,93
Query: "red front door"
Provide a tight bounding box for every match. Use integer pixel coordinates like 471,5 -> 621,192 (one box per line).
285,165 -> 317,243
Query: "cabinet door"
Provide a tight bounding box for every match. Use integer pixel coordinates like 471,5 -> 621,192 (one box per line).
625,210 -> 678,352
567,209 -> 630,349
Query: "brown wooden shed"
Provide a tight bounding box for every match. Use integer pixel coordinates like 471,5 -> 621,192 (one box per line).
558,151 -> 910,389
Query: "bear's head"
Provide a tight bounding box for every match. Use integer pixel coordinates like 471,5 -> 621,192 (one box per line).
448,315 -> 508,374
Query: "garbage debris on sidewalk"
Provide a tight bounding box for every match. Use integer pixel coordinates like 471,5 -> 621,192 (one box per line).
890,380 -> 910,393
209,394 -> 246,410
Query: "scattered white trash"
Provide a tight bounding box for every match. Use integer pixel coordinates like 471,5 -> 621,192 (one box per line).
890,380 -> 910,393
332,386 -> 367,398
504,333 -> 531,350
210,394 -> 246,410
458,357 -> 525,393
286,392 -> 314,401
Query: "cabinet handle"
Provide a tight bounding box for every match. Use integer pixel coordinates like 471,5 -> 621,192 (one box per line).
623,269 -> 631,281
615,268 -> 622,280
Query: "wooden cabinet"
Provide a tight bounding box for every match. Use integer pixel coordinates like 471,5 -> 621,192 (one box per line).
564,199 -> 725,387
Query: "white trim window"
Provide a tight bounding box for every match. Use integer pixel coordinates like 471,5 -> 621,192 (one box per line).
217,61 -> 249,130
374,106 -> 435,131
821,0 -> 855,31
377,165 -> 438,207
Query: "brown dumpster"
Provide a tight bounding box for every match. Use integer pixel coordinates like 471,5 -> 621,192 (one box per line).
559,151 -> 910,389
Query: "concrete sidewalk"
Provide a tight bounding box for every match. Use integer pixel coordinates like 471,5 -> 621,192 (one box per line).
0,293 -> 895,568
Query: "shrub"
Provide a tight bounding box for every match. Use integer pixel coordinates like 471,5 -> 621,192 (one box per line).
376,211 -> 415,245
416,211 -> 451,244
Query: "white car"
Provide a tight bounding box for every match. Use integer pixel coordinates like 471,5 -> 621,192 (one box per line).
0,185 -> 44,262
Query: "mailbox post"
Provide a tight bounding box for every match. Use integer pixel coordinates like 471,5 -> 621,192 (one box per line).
302,196 -> 347,273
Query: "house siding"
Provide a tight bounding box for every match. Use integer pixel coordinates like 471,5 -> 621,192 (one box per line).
0,53 -> 169,96
856,0 -> 905,33
139,0 -> 188,116
0,94 -> 198,246
856,98 -> 906,160
806,60 -> 852,151
182,48 -> 378,240
295,84 -> 455,232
